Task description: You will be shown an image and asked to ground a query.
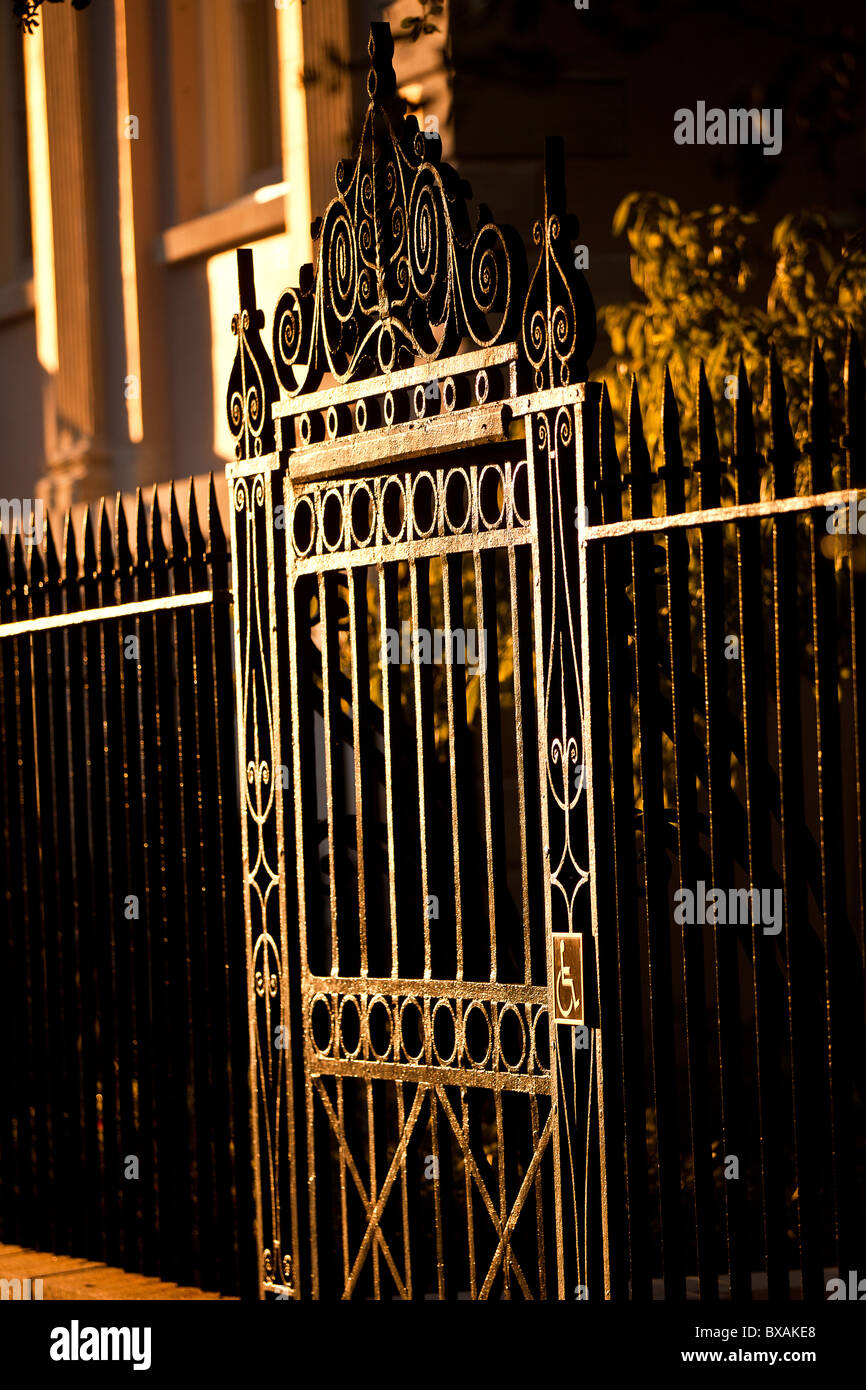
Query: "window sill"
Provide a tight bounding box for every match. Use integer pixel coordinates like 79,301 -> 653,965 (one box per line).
0,276 -> 35,326
155,188 -> 287,266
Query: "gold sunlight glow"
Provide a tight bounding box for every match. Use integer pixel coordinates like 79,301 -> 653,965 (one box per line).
114,0 -> 143,443
23,24 -> 58,375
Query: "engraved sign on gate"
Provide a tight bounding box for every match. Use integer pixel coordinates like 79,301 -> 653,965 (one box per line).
553,933 -> 585,1026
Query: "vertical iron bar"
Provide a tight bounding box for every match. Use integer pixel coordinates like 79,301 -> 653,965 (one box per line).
660,371 -> 716,1296
594,384 -> 650,1299
844,332 -> 866,969
627,379 -> 684,1298
135,491 -> 167,1275
474,546 -> 508,982
506,526 -> 543,986
808,343 -> 863,1276
25,534 -> 57,1255
122,494 -> 159,1274
440,547 -> 472,981
64,513 -> 103,1259
377,555 -> 403,979
47,517 -> 86,1254
0,533 -> 16,1243
169,484 -> 208,1287
94,501 -> 127,1270
733,359 -> 789,1296
695,366 -> 750,1298
409,552 -> 435,980
767,349 -> 825,1298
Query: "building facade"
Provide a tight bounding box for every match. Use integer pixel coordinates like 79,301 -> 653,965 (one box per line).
0,0 -> 450,516
1,0 -> 862,519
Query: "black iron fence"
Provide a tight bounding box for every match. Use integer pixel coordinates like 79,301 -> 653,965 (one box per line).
582,338 -> 866,1297
0,481 -> 253,1296
1,20 -> 864,1301
2,348 -> 864,1299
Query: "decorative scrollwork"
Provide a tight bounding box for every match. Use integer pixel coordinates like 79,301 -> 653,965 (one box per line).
234,472 -> 289,1292
522,138 -> 596,391
306,985 -> 550,1080
227,249 -> 279,459
271,23 -> 527,397
535,407 -> 590,930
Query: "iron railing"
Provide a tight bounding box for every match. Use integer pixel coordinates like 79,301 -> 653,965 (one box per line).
0,482 -> 253,1296
581,339 -> 866,1297
1,17 -> 863,1305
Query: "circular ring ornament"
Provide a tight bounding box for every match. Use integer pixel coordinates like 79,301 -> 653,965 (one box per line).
431,998 -> 458,1067
398,996 -> 426,1064
510,461 -> 531,527
367,994 -> 394,1061
496,1002 -> 527,1073
411,472 -> 438,538
442,467 -> 472,533
349,481 -> 376,547
338,994 -> 363,1060
529,1005 -> 551,1074
380,476 -> 407,542
321,488 -> 345,551
462,1001 -> 492,1069
292,494 -> 316,557
309,992 -> 334,1057
478,463 -> 506,529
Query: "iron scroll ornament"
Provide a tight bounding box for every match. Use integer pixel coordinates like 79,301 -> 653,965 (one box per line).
271,25 -> 525,395
227,24 -> 596,453
227,249 -> 279,459
536,407 -> 590,932
522,138 -> 596,390
262,25 -> 595,403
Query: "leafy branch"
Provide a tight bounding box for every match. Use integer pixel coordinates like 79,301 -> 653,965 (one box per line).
13,0 -> 91,33
595,193 -> 866,463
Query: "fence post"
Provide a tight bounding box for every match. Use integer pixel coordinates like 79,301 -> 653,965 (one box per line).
226,247 -> 303,1299
522,137 -> 607,1300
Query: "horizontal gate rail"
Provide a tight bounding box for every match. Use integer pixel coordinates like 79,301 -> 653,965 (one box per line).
582,486 -> 866,538
0,587 -> 226,640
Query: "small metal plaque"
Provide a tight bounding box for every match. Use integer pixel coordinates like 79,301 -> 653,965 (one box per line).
552,933 -> 585,1025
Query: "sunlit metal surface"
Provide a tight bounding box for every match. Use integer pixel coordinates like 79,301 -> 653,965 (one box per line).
227,22 -> 865,1303
0,483 -> 252,1294
226,22 -> 597,1301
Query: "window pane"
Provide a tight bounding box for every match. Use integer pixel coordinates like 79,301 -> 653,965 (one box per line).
0,22 -> 31,276
236,0 -> 281,183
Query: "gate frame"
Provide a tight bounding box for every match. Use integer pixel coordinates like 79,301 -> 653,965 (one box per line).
226,21 -> 605,1301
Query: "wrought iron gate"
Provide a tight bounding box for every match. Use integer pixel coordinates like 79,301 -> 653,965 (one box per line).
226,24 -> 600,1300
226,23 -> 866,1301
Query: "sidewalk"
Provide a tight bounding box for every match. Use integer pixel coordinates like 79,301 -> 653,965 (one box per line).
0,1244 -> 237,1300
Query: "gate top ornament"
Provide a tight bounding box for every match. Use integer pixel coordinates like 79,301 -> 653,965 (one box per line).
228,22 -> 596,458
